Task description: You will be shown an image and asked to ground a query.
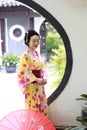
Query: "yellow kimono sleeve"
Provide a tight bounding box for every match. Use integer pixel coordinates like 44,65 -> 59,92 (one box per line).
17,53 -> 36,94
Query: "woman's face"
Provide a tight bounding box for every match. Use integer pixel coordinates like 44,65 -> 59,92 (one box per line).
28,35 -> 40,50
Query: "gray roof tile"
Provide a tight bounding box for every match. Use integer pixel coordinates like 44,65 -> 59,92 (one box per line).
0,0 -> 22,7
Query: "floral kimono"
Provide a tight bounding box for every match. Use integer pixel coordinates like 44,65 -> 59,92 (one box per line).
17,48 -> 48,116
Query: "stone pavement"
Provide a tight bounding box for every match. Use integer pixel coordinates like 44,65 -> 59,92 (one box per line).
0,69 -> 25,120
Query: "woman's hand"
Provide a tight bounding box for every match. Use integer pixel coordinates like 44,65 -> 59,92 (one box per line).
42,78 -> 47,85
36,78 -> 47,85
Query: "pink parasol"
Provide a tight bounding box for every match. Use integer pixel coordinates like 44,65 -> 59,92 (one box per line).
0,109 -> 56,130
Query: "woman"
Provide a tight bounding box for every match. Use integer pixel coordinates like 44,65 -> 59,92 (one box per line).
17,30 -> 48,116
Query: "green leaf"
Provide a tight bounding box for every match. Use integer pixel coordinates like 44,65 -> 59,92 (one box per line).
70,125 -> 87,130
0,53 -> 19,66
81,94 -> 87,98
76,98 -> 87,101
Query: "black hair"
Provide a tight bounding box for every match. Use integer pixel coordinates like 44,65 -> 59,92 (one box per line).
24,30 -> 40,46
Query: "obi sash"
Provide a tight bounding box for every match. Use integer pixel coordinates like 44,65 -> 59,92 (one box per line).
32,70 -> 43,78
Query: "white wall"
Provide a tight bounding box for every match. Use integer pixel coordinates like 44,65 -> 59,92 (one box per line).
34,0 -> 87,126
34,17 -> 45,54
